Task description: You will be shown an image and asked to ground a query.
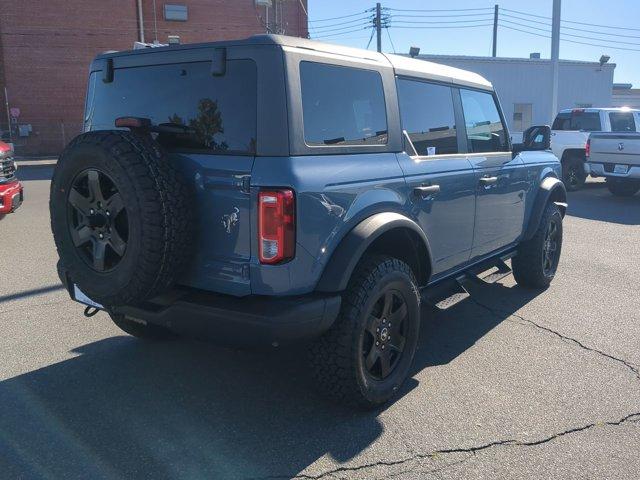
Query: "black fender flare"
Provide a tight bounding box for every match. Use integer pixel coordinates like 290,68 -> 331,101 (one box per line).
315,212 -> 432,293
523,176 -> 567,241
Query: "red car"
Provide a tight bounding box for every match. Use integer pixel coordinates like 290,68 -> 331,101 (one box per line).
0,141 -> 23,218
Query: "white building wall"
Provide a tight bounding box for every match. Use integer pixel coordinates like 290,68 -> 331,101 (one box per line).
417,56 -> 615,134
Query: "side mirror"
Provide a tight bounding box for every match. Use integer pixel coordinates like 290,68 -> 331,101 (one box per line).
513,125 -> 551,156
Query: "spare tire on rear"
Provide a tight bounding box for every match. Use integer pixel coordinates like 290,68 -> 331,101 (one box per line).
50,131 -> 193,307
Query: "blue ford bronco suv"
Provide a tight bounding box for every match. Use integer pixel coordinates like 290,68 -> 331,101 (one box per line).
51,35 -> 566,407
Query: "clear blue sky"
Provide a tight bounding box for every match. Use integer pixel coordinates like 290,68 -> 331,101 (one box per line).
306,0 -> 640,85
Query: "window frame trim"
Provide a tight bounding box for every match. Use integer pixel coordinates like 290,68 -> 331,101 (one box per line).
457,85 -> 512,154
395,75 -> 467,160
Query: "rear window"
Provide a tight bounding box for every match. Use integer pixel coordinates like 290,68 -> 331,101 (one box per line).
552,111 -> 602,131
609,112 -> 636,132
89,59 -> 257,155
300,62 -> 387,146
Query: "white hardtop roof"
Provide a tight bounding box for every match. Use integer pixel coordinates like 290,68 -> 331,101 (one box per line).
385,53 -> 493,90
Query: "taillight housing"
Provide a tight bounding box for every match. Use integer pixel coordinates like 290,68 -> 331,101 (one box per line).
258,189 -> 295,264
585,138 -> 591,158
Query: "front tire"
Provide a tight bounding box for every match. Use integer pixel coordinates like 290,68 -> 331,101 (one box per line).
562,155 -> 587,191
606,178 -> 640,197
513,202 -> 563,289
309,255 -> 421,408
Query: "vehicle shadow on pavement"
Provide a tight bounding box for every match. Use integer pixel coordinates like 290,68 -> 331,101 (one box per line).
567,181 -> 640,225
16,165 -> 54,182
0,280 -> 540,479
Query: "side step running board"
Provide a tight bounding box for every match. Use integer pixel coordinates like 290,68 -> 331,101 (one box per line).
423,256 -> 514,310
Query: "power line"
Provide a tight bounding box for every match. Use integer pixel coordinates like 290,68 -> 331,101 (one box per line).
499,18 -> 640,46
311,27 -> 370,39
500,12 -> 640,39
389,12 -> 494,18
307,22 -> 372,35
499,24 -> 640,52
309,10 -> 371,23
390,24 -> 494,30
501,7 -> 640,31
309,16 -> 373,30
390,18 -> 496,25
385,27 -> 396,53
385,7 -> 493,12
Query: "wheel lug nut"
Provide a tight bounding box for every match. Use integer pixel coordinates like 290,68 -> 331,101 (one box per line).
381,345 -> 385,350
376,341 -> 379,346
99,233 -> 104,239
90,209 -> 94,214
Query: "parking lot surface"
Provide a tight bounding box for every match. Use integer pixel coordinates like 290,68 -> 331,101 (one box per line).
1,167 -> 639,479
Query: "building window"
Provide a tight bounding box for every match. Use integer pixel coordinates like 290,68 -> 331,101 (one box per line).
164,4 -> 188,21
513,103 -> 532,132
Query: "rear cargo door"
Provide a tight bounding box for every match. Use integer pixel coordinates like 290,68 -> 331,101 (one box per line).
87,55 -> 257,296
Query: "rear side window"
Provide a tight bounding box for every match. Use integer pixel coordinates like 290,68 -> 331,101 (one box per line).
609,112 -> 636,132
552,111 -> 602,131
460,89 -> 509,153
300,62 -> 387,146
397,78 -> 458,155
90,59 -> 257,155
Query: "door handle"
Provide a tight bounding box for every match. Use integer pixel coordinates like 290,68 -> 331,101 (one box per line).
413,185 -> 440,197
479,176 -> 498,185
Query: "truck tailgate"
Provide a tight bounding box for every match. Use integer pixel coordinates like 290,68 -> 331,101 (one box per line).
589,133 -> 640,166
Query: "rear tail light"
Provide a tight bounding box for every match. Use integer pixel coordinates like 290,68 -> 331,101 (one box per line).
585,138 -> 591,157
258,189 -> 295,264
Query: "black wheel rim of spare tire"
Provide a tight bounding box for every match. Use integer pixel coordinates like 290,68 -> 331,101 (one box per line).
362,288 -> 408,380
66,168 -> 129,272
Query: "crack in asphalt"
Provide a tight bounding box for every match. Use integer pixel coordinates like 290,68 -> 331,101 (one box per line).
469,298 -> 640,382
250,413 -> 639,480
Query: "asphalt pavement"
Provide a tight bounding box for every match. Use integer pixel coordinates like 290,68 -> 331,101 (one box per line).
1,167 -> 638,479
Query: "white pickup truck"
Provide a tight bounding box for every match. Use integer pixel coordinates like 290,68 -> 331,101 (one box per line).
551,107 -> 640,191
586,132 -> 640,196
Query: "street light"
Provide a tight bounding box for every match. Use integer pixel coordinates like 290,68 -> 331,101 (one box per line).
409,46 -> 420,58
599,55 -> 610,67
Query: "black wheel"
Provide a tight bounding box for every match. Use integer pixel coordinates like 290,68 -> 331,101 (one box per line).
606,178 -> 640,197
562,156 -> 587,191
309,255 -> 421,408
109,312 -> 176,340
50,131 -> 193,307
513,202 -> 563,289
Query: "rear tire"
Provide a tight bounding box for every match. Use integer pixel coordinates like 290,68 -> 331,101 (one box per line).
606,178 -> 640,197
513,202 -> 563,289
309,255 -> 421,408
562,155 -> 587,191
109,312 -> 176,340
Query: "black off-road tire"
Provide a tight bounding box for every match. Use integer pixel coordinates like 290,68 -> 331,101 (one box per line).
562,155 -> 587,191
513,202 -> 563,289
309,255 -> 421,409
606,178 -> 640,197
50,131 -> 193,307
109,312 -> 176,340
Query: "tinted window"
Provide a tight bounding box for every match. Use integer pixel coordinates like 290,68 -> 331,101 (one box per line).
460,89 -> 509,153
609,112 -> 636,132
90,60 -> 257,155
397,79 -> 457,155
300,62 -> 387,146
552,111 -> 601,131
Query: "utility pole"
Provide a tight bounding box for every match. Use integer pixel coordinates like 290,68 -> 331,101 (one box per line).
492,5 -> 498,57
375,2 -> 382,52
550,0 -> 561,120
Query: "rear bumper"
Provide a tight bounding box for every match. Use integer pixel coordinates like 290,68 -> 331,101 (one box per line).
110,289 -> 342,346
586,162 -> 640,179
0,180 -> 23,214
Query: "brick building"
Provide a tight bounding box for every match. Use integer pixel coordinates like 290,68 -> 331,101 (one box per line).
0,0 -> 308,155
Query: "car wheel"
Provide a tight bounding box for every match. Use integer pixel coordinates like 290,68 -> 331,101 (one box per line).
606,178 -> 640,197
562,156 -> 586,191
109,312 -> 176,340
309,254 -> 421,408
513,202 -> 563,289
